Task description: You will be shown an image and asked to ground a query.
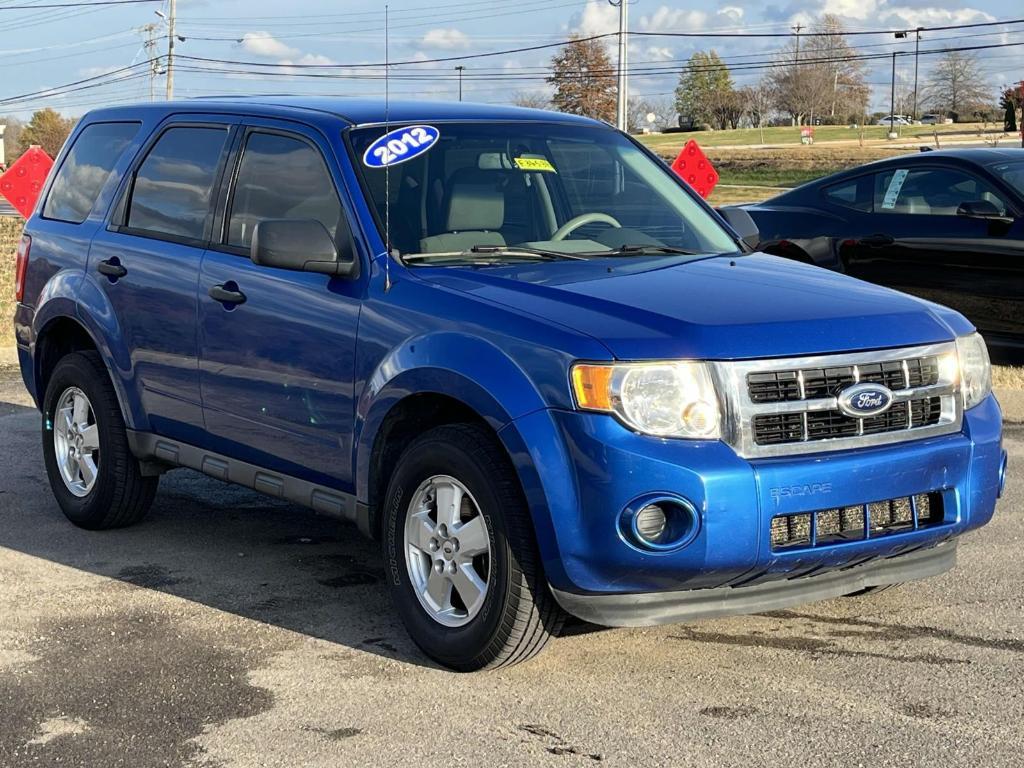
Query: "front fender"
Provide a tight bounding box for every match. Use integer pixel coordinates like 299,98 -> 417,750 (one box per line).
354,332 -> 552,499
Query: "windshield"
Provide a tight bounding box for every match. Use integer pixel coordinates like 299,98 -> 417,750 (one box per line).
991,160 -> 1024,198
348,122 -> 738,264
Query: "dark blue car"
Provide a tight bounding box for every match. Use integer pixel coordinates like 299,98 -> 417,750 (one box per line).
13,98 -> 1006,670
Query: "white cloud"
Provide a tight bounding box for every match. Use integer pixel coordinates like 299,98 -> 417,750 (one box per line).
821,1 -> 994,26
637,7 -> 709,33
718,6 -> 745,23
240,32 -> 299,59
421,28 -> 471,50
575,3 -> 619,37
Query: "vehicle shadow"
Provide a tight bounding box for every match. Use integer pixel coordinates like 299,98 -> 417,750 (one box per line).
0,404 -> 441,669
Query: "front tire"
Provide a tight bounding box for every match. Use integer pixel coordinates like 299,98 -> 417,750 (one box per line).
42,351 -> 158,530
383,424 -> 563,671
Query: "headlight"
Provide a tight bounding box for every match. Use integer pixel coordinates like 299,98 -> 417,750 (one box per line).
956,332 -> 991,410
571,361 -> 721,439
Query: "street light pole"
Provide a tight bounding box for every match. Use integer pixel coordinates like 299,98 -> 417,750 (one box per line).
609,0 -> 628,131
455,65 -> 465,101
890,52 -> 897,134
912,27 -> 922,121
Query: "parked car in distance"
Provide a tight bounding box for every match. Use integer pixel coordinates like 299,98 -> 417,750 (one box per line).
919,113 -> 947,125
741,148 -> 1024,356
876,115 -> 912,126
14,98 -> 1006,671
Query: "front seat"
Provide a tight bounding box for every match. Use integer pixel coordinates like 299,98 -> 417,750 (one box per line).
419,169 -> 506,253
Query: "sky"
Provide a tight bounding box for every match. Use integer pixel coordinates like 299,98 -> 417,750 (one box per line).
0,0 -> 1020,119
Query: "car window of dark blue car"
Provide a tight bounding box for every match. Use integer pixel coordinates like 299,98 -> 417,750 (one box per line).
991,161 -> 1024,200
874,167 -> 1010,216
43,122 -> 140,224
823,177 -> 872,212
127,126 -> 229,241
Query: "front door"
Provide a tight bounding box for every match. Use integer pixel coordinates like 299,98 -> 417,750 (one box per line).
840,165 -> 1024,343
197,121 -> 363,488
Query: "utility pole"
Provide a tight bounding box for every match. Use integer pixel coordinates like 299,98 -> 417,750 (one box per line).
455,65 -> 464,101
166,0 -> 176,100
912,27 -> 922,121
609,0 -> 628,131
139,22 -> 159,102
792,23 -> 803,125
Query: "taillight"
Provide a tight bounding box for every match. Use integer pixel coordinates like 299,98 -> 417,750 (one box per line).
14,234 -> 31,303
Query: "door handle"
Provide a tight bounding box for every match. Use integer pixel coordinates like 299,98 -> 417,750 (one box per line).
858,234 -> 894,247
97,258 -> 128,279
209,283 -> 247,306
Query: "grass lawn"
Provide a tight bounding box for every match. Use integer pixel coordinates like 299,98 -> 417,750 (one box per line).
638,121 -> 1006,151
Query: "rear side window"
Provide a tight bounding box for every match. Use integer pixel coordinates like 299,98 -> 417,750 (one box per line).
873,167 -> 1010,216
227,132 -> 342,249
127,126 -> 228,241
43,122 -> 140,224
823,176 -> 872,212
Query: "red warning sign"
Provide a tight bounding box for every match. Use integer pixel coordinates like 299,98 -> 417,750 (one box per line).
0,146 -> 55,219
670,140 -> 718,199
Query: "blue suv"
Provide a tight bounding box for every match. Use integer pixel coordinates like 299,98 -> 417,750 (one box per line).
13,98 -> 1007,670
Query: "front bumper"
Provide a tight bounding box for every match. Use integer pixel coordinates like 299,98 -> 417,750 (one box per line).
508,393 -> 1003,608
552,541 -> 956,627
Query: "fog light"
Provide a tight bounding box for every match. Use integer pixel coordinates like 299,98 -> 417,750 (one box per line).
621,496 -> 700,552
635,504 -> 668,543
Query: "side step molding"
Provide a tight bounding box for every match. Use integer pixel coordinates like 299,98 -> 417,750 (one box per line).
127,430 -> 371,533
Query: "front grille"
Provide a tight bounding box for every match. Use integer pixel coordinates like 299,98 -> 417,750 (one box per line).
718,343 -> 960,458
754,396 -> 943,445
770,492 -> 944,550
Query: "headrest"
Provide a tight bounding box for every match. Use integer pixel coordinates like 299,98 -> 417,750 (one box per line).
445,169 -> 505,232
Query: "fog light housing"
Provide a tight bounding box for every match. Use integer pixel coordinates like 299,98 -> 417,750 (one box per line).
621,495 -> 700,552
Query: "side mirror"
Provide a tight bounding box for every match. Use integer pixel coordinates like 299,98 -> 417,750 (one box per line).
957,200 -> 1013,225
718,207 -> 761,250
251,219 -> 357,277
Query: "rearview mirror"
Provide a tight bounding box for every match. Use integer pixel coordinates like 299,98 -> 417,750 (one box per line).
251,219 -> 357,277
956,200 -> 1013,225
717,207 -> 761,250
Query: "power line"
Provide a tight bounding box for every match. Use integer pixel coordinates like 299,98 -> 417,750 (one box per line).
0,0 -> 159,9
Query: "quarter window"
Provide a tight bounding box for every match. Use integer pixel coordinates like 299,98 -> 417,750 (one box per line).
227,132 -> 342,249
43,122 -> 140,224
127,126 -> 228,241
823,177 -> 872,212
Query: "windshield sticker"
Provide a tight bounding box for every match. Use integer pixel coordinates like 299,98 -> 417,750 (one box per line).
514,156 -> 556,173
881,169 -> 909,209
363,125 -> 440,169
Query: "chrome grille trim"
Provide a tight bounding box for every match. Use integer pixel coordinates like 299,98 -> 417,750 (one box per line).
711,342 -> 961,459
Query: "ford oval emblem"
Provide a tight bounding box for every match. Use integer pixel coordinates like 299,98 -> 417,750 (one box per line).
837,382 -> 894,418
362,125 -> 440,169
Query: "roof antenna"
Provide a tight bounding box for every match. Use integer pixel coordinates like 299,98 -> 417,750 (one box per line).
383,3 -> 392,293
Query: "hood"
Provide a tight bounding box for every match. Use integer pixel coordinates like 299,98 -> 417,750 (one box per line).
415,254 -> 968,360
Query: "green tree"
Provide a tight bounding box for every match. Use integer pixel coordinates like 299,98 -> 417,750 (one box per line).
547,37 -> 617,123
17,108 -> 75,159
675,50 -> 735,129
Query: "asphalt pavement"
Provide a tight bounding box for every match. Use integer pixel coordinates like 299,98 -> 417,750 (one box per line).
0,364 -> 1021,768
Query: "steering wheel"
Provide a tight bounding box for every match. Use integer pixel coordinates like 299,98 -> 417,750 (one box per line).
551,213 -> 622,241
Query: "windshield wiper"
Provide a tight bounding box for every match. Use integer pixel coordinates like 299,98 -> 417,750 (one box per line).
586,244 -> 702,257
404,245 -> 585,263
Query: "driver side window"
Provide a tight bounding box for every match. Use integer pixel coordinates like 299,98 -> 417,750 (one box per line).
873,167 -> 1010,216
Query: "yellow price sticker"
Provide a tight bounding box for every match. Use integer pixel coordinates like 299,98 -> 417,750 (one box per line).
514,157 -> 556,173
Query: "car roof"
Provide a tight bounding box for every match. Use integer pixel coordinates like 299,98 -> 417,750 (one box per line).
77,96 -> 605,129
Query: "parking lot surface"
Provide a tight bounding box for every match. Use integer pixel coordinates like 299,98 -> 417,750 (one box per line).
0,368 -> 1021,768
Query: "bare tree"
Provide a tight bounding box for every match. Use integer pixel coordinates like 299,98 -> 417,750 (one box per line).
767,15 -> 868,125
924,51 -> 992,121
512,92 -> 551,110
627,96 -> 676,132
738,81 -> 773,142
547,37 -> 616,123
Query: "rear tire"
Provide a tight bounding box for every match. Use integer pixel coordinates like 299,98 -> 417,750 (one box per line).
383,424 -> 564,671
42,351 -> 158,530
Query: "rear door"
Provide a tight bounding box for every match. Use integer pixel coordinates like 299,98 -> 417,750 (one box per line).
838,165 -> 1024,340
197,118 -> 363,488
89,117 -> 236,441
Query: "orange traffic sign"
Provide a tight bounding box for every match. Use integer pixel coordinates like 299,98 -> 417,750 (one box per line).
0,145 -> 54,219
670,140 -> 718,199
